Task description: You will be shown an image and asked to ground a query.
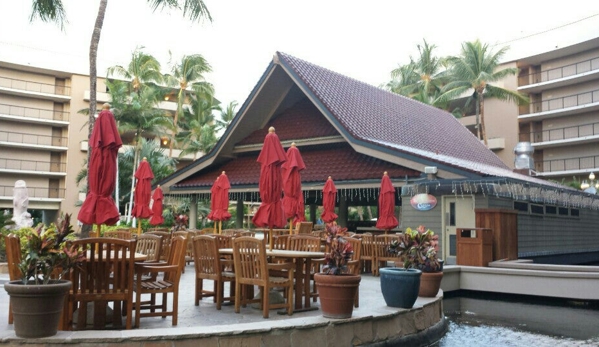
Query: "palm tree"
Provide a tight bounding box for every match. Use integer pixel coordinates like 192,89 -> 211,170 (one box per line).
216,101 -> 238,132
164,53 -> 212,157
177,84 -> 218,159
439,40 -> 528,146
107,48 -> 163,93
386,40 -> 448,108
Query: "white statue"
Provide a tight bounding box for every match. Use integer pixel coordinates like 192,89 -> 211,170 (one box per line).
12,180 -> 33,228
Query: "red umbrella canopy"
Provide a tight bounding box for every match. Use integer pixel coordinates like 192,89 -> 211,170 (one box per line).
131,158 -> 154,220
207,176 -> 219,221
252,127 -> 287,228
212,171 -> 232,221
77,105 -> 123,226
149,185 -> 164,226
282,143 -> 306,224
321,176 -> 338,223
376,172 -> 399,230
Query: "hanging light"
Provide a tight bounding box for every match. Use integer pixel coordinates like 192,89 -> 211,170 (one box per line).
581,180 -> 590,190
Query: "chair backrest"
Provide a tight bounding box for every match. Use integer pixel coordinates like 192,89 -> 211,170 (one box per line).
272,234 -> 291,250
191,235 -> 221,279
213,235 -> 232,249
199,228 -> 216,235
288,234 -> 321,252
105,230 -> 133,240
374,234 -> 401,260
344,237 -> 362,275
164,235 -> 187,282
68,237 -> 137,298
5,234 -> 22,281
135,233 -> 163,262
146,231 -> 171,260
232,236 -> 268,287
295,222 -> 313,235
359,234 -> 375,258
233,230 -> 255,238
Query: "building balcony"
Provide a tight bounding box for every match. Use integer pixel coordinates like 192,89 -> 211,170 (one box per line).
80,141 -> 198,161
0,185 -> 65,199
518,56 -> 599,93
518,88 -> 599,122
521,121 -> 599,149
0,158 -> 67,176
0,130 -> 68,151
0,103 -> 69,126
0,76 -> 71,102
84,91 -> 178,111
534,155 -> 599,177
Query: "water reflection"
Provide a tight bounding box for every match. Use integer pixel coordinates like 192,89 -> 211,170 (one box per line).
433,291 -> 599,347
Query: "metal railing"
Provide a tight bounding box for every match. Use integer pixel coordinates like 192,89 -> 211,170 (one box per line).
0,103 -> 69,121
0,130 -> 68,147
527,88 -> 599,114
0,185 -> 65,199
0,158 -> 66,172
0,76 -> 70,96
520,121 -> 599,143
518,56 -> 599,86
535,155 -> 599,173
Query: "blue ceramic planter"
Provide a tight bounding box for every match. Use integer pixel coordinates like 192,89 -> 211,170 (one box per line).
379,268 -> 421,308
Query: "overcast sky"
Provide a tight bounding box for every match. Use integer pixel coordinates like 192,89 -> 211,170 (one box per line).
1,1 -> 598,112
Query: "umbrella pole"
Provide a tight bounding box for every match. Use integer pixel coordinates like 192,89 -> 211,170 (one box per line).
214,221 -> 217,234
289,218 -> 293,235
95,224 -> 101,253
219,221 -> 222,234
137,222 -> 142,235
269,228 -> 274,250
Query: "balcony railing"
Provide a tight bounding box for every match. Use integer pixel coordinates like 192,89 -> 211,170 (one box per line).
527,88 -> 599,113
0,130 -> 68,147
0,185 -> 65,199
520,121 -> 599,143
0,103 -> 69,121
518,56 -> 599,86
535,155 -> 599,173
0,76 -> 70,96
0,158 -> 66,172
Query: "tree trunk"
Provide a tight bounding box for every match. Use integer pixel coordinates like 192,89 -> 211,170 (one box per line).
479,93 -> 487,146
82,0 -> 108,238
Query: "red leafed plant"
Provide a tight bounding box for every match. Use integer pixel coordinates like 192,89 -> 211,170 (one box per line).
321,222 -> 354,275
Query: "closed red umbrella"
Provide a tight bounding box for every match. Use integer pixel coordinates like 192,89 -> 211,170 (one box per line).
209,171 -> 232,234
252,127 -> 287,249
207,176 -> 219,233
149,185 -> 164,226
321,176 -> 338,223
376,171 -> 399,234
282,143 -> 306,233
131,157 -> 154,234
78,104 -> 122,236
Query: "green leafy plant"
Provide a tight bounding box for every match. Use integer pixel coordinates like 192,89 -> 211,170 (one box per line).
389,225 -> 441,272
17,214 -> 86,285
321,222 -> 354,275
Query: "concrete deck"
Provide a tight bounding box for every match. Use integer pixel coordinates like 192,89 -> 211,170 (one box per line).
0,264 -> 446,346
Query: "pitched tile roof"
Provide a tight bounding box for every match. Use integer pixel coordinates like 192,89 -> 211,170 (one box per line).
276,52 -> 510,175
176,143 -> 420,189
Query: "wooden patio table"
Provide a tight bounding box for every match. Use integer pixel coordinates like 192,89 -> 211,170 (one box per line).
219,248 -> 324,312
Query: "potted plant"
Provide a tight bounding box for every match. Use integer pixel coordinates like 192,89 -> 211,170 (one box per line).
388,225 -> 443,298
4,213 -> 85,338
313,222 -> 361,319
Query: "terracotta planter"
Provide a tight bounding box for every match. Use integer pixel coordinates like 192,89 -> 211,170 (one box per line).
418,271 -> 443,297
314,273 -> 361,319
379,268 -> 421,308
4,279 -> 71,338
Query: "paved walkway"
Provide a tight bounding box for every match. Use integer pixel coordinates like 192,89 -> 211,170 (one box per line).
0,264 -> 440,339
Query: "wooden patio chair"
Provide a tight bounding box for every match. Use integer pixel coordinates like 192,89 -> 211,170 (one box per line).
146,231 -> 171,261
273,234 -> 291,250
358,233 -> 375,274
191,235 -> 236,309
345,237 -> 362,307
295,222 -> 313,235
173,231 -> 190,272
104,230 -> 133,240
135,233 -> 163,263
65,238 -> 137,330
133,235 -> 187,327
199,228 -> 216,235
374,234 -> 401,276
288,234 -> 321,302
5,234 -> 21,324
232,237 -> 295,318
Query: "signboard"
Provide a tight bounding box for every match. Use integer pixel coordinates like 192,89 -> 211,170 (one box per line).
410,194 -> 437,211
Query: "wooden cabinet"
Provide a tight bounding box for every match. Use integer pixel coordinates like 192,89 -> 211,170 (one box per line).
456,228 -> 493,267
475,209 -> 518,261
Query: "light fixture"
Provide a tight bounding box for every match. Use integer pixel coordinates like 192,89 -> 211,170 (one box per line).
164,96 -> 170,101
581,180 -> 590,190
161,137 -> 169,146
590,172 -> 596,181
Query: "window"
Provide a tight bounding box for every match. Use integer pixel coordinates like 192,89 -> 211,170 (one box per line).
514,201 -> 529,212
571,209 -> 580,217
530,204 -> 544,214
545,206 -> 557,215
449,202 -> 456,226
558,207 -> 569,216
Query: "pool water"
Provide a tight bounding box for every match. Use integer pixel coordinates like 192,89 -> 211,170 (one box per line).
432,291 -> 599,347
